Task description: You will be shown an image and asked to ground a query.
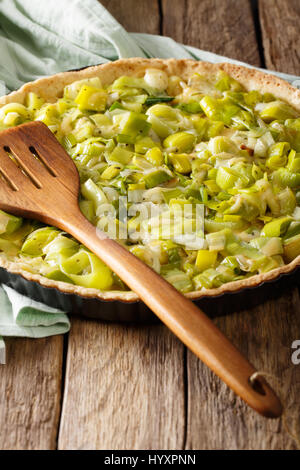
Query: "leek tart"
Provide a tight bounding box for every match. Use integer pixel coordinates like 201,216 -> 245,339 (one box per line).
0,58 -> 300,302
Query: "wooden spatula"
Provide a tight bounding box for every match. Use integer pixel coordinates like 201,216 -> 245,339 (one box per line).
0,121 -> 282,417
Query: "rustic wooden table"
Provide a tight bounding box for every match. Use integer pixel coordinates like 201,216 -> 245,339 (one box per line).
1,0 -> 300,450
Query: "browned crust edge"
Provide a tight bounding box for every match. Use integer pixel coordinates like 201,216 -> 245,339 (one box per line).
1,58 -> 300,303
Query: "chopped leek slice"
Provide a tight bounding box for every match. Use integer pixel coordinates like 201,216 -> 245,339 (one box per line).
216,167 -> 239,190
261,217 -> 292,237
283,234 -> 300,262
75,85 -> 107,112
25,92 -> 44,112
135,136 -> 157,154
117,111 -> 150,138
81,179 -> 108,210
162,268 -> 193,293
0,210 -> 22,235
169,153 -> 192,174
143,169 -> 173,188
259,101 -> 298,122
250,237 -> 283,256
64,77 -> 103,100
101,165 -> 121,180
109,146 -> 133,165
196,250 -> 218,271
163,132 -> 196,153
21,228 -> 59,256
145,147 -> 164,166
60,249 -> 113,289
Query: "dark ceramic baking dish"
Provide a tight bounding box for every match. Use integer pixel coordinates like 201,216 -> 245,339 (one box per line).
0,264 -> 299,322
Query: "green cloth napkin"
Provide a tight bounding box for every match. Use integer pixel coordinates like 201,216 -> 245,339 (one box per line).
0,0 -> 299,363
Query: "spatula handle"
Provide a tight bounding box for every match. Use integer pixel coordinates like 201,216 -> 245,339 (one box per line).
63,212 -> 282,418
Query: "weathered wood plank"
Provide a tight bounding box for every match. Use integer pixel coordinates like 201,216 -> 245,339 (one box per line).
58,319 -> 185,450
101,0 -> 160,34
259,0 -> 300,74
161,0 -> 261,66
186,290 -> 300,449
0,336 -> 63,450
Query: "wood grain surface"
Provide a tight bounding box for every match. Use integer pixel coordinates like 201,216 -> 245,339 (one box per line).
58,320 -> 185,450
162,0 -> 261,66
1,0 -> 300,450
186,290 -> 300,450
101,0 -> 160,34
0,337 -> 63,450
